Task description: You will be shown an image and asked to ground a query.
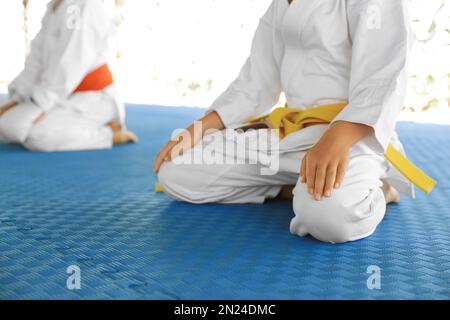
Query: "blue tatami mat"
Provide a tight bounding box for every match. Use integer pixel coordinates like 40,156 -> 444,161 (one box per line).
0,104 -> 449,300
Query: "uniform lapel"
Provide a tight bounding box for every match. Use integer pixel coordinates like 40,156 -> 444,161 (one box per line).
282,0 -> 321,42
280,0 -> 321,91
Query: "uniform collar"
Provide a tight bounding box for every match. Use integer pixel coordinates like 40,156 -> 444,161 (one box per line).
282,0 -> 321,43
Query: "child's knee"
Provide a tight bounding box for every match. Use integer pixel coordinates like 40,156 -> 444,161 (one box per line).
0,113 -> 26,143
290,183 -> 384,243
0,121 -> 11,143
158,162 -> 183,192
0,102 -> 42,144
24,122 -> 59,152
158,162 -> 202,202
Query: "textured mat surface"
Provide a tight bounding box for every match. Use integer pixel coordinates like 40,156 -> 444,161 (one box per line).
0,104 -> 449,300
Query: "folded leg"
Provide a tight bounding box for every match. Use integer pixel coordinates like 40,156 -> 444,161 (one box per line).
158,130 -> 298,204
158,128 -> 391,244
158,161 -> 297,204
23,92 -> 118,152
290,154 -> 389,243
24,107 -> 114,152
0,102 -> 42,144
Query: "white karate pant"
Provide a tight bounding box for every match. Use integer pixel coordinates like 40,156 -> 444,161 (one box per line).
0,92 -> 118,152
158,125 -> 391,244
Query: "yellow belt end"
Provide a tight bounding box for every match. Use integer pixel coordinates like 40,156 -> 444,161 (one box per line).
155,182 -> 164,193
385,145 -> 437,194
420,178 -> 437,194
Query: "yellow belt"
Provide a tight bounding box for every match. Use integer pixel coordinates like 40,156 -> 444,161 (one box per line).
155,103 -> 436,194
245,103 -> 436,194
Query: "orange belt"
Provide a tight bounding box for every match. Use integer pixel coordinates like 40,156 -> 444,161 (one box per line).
73,64 -> 114,94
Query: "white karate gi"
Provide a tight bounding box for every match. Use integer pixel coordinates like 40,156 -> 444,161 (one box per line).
158,0 -> 415,243
0,0 -> 123,152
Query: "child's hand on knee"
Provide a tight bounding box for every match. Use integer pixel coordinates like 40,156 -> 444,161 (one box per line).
300,121 -> 373,201
153,111 -> 224,173
0,100 -> 18,118
154,128 -> 195,173
300,136 -> 349,201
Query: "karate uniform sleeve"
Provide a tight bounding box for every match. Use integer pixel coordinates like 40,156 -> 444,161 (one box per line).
331,0 -> 413,153
208,2 -> 282,128
8,23 -> 47,103
31,1 -> 110,112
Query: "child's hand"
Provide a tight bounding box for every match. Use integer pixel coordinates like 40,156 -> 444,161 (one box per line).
154,125 -> 198,174
300,121 -> 373,200
153,111 -> 224,173
0,100 -> 18,118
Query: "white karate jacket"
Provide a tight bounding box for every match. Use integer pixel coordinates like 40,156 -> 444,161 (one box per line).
8,0 -> 123,120
210,0 -> 413,156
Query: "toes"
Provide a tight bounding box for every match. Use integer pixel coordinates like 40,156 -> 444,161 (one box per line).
127,131 -> 139,143
113,130 -> 139,145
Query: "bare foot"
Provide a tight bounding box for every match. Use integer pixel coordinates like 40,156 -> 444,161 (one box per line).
113,130 -> 139,145
381,180 -> 400,204
107,121 -> 139,145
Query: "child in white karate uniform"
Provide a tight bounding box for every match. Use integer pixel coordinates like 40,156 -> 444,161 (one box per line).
154,0 -> 417,243
0,0 -> 136,152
